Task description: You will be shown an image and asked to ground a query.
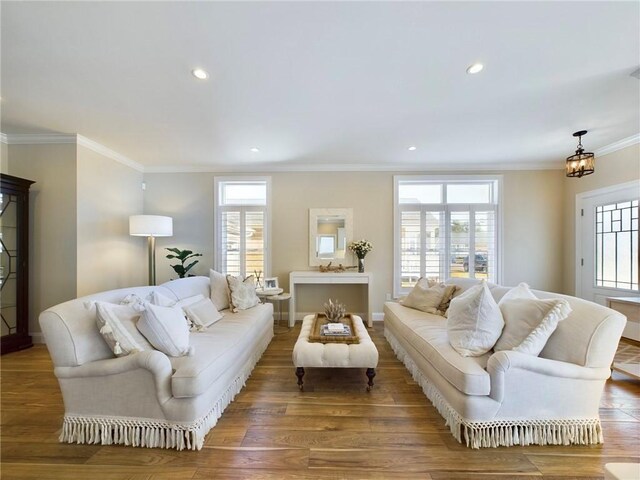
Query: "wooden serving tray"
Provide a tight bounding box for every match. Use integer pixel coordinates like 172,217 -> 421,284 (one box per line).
309,313 -> 360,344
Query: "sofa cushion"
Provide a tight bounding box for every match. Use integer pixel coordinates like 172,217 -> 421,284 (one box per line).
447,281 -> 504,357
169,303 -> 273,398
384,302 -> 491,396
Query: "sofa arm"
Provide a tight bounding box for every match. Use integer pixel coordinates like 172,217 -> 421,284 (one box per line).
488,350 -> 611,403
54,350 -> 173,404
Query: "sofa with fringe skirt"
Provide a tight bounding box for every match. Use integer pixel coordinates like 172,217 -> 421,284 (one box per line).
40,276 -> 273,451
384,278 -> 625,449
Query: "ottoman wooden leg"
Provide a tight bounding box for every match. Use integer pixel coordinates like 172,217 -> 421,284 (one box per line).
366,368 -> 376,391
296,367 -> 305,390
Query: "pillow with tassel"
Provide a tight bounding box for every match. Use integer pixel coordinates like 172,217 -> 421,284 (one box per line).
86,301 -> 153,357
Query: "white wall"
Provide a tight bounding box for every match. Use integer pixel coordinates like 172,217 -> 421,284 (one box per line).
144,168 -> 565,316
562,143 -> 640,295
76,145 -> 145,295
7,143 -> 78,335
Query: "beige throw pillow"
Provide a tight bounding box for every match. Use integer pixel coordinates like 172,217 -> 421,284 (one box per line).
402,279 -> 447,314
496,283 -> 572,355
226,275 -> 260,312
210,269 -> 231,311
446,281 -> 504,357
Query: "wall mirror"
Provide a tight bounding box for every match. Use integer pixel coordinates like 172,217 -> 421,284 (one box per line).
309,208 -> 353,266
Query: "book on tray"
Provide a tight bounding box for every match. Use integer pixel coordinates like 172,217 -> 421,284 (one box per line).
321,323 -> 352,336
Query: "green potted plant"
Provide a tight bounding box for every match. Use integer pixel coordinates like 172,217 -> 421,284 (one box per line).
165,248 -> 203,278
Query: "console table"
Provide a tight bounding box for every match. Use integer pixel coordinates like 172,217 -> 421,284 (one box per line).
289,271 -> 372,328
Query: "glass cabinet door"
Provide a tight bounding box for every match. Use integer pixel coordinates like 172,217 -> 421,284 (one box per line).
0,192 -> 19,338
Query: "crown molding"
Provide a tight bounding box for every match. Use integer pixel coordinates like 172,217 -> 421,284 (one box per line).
76,135 -> 144,172
144,160 -> 562,174
595,133 -> 640,157
0,132 -> 144,172
1,133 -> 77,144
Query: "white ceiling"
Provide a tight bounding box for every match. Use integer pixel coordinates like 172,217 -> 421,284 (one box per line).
1,1 -> 639,171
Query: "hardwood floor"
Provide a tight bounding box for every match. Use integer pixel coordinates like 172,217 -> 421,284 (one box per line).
2,324 -> 639,479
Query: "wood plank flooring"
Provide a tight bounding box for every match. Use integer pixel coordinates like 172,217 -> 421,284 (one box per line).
1,324 -> 639,479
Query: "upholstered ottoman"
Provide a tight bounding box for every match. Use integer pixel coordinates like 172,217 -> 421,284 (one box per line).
292,314 -> 379,390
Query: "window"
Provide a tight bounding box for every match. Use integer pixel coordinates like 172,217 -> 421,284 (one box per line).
214,177 -> 271,278
595,199 -> 638,290
394,176 -> 501,296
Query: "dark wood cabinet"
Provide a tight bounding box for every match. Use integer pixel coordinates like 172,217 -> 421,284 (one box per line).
1,174 -> 34,354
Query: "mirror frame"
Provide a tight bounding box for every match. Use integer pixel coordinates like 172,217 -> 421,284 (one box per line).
309,208 -> 353,266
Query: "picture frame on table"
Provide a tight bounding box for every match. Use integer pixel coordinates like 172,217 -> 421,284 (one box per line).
264,277 -> 279,290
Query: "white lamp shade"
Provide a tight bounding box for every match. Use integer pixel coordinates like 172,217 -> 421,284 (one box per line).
129,215 -> 173,237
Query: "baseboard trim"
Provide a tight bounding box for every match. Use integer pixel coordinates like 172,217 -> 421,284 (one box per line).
31,332 -> 45,344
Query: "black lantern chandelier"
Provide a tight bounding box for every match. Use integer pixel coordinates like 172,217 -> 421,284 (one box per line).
566,130 -> 595,178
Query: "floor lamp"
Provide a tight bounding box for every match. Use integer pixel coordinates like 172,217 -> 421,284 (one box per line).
129,215 -> 173,286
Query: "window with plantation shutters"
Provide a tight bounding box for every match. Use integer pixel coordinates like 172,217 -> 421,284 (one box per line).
394,176 -> 501,297
214,178 -> 271,278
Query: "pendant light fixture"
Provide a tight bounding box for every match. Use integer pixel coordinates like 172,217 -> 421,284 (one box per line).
566,130 -> 595,178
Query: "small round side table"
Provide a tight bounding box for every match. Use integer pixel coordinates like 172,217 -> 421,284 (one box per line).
268,293 -> 292,330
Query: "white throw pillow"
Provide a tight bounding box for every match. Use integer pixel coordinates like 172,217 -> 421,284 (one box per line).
147,290 -> 177,307
210,269 -> 231,311
137,303 -> 194,357
119,293 -> 146,312
175,294 -> 205,309
446,281 -> 504,357
184,298 -> 223,330
496,291 -> 572,355
226,274 -> 260,312
87,301 -> 152,357
498,282 -> 536,305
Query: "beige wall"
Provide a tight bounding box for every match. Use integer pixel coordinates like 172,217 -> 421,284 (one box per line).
502,170 -> 564,292
144,169 -> 565,316
7,143 -> 78,335
76,145 -> 145,296
562,144 -> 640,295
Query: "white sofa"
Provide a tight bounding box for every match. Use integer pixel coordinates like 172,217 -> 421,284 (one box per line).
384,278 -> 626,449
39,276 -> 273,450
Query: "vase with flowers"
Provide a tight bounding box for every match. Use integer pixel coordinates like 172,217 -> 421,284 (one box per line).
348,239 -> 373,273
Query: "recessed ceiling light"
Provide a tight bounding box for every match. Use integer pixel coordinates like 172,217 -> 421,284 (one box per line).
191,68 -> 209,80
466,63 -> 484,74
408,146 -> 417,151
250,147 -> 260,153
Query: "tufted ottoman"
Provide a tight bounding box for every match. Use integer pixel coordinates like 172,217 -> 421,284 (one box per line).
292,314 -> 379,391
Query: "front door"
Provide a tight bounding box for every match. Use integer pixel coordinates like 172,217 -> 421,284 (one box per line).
578,182 -> 639,306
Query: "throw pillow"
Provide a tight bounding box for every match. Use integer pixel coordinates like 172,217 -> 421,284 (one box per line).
498,282 -> 536,305
175,294 -> 205,309
402,279 -> 448,314
437,284 -> 460,315
147,290 -> 177,307
87,301 -> 152,357
119,293 -> 146,312
210,269 -> 231,311
226,274 -> 260,312
495,296 -> 572,356
137,303 -> 194,357
184,298 -> 223,331
446,280 -> 504,357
